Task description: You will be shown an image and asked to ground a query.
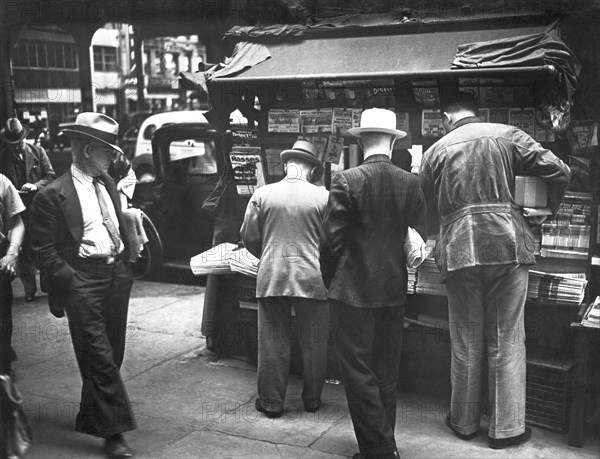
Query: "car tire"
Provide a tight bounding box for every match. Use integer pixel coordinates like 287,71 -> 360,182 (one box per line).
131,211 -> 164,280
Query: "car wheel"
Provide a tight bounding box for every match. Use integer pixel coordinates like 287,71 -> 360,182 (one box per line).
136,165 -> 156,183
131,211 -> 164,280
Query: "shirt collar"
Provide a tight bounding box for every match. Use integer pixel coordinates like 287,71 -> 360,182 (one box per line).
363,154 -> 392,164
71,164 -> 94,185
449,116 -> 483,133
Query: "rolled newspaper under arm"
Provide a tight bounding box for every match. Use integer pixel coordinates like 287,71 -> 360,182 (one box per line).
404,226 -> 426,268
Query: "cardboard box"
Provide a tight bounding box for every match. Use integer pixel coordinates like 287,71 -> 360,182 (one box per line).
515,176 -> 547,208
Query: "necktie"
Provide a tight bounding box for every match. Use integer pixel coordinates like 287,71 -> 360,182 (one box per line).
92,177 -> 122,254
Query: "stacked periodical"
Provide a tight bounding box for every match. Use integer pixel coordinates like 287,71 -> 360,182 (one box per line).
415,239 -> 447,296
581,297 -> 600,328
190,243 -> 259,277
540,192 -> 592,260
526,270 -> 588,305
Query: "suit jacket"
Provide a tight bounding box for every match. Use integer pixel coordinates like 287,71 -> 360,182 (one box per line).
0,143 -> 55,190
240,178 -> 329,299
30,170 -> 130,318
320,155 -> 427,308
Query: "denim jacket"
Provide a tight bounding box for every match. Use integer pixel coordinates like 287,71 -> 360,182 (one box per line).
419,117 -> 571,279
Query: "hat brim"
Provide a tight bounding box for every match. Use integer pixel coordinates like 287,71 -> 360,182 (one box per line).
0,124 -> 30,144
348,127 -> 407,139
280,150 -> 324,180
61,128 -> 123,155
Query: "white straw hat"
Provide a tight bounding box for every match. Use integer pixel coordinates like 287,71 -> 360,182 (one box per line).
348,108 -> 407,139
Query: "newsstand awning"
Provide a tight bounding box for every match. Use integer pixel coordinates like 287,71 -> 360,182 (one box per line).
210,24 -> 555,83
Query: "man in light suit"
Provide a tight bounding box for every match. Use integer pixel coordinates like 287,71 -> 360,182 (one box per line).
320,109 -> 427,459
30,113 -> 135,459
241,140 -> 330,418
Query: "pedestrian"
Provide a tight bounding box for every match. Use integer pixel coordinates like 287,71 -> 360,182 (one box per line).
0,173 -> 25,379
419,92 -> 571,449
320,108 -> 427,459
30,112 -> 136,459
241,139 -> 330,418
0,118 -> 56,302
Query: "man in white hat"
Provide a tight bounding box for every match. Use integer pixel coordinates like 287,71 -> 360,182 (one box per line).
320,108 -> 427,459
0,117 -> 56,302
241,139 -> 330,418
30,113 -> 135,459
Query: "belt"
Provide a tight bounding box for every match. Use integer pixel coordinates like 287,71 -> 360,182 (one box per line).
75,252 -> 125,265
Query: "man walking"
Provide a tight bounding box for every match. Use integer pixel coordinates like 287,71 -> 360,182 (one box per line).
419,93 -> 571,449
320,108 -> 427,459
241,139 -> 330,418
30,113 -> 135,459
0,117 -> 55,302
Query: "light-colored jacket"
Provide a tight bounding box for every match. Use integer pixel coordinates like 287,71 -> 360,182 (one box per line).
240,177 -> 329,299
419,117 -> 571,279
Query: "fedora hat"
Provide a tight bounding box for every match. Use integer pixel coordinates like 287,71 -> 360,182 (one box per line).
280,140 -> 324,180
348,108 -> 407,139
0,118 -> 29,144
61,112 -> 123,154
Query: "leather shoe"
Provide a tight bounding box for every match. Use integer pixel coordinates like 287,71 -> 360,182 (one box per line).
255,398 -> 282,419
445,413 -> 478,440
104,434 -> 133,459
25,293 -> 36,302
303,400 -> 320,413
489,427 -> 532,449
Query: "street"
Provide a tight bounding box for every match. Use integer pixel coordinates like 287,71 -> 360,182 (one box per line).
9,278 -> 600,458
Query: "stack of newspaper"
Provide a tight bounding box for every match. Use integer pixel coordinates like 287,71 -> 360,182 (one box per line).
228,249 -> 259,277
581,297 -> 600,328
526,270 -> 588,305
415,240 -> 447,296
190,243 -> 259,277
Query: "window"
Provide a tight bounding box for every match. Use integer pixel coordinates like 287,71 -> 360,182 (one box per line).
93,46 -> 118,72
142,124 -> 157,141
13,39 -> 77,69
170,139 -> 218,175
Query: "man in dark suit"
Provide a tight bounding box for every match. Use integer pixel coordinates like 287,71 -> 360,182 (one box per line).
320,108 -> 427,459
30,113 -> 135,459
0,117 -> 56,302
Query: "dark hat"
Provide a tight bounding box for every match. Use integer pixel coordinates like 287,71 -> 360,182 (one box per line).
280,140 -> 324,180
0,118 -> 29,144
60,112 -> 123,154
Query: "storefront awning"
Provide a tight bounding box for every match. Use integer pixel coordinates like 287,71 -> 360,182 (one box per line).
211,24 -> 555,83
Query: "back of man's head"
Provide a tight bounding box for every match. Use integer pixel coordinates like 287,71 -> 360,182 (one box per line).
440,92 -> 479,115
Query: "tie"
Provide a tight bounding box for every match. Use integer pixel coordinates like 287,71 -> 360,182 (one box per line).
92,177 -> 122,254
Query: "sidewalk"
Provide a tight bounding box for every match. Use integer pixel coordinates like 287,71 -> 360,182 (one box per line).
9,279 -> 600,458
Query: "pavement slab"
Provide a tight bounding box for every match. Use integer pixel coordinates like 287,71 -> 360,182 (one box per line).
8,279 -> 600,459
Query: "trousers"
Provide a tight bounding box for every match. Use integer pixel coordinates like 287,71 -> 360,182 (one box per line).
257,297 -> 329,412
330,300 -> 404,456
445,263 -> 528,439
64,259 -> 135,438
0,273 -> 12,375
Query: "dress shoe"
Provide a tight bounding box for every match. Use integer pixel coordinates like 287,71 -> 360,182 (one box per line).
254,398 -> 283,419
445,413 -> 478,440
25,293 -> 36,302
104,434 -> 133,459
489,427 -> 532,449
303,400 -> 320,413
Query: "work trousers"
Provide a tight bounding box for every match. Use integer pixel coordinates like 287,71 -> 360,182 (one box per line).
0,273 -> 12,375
64,259 -> 135,438
257,297 -> 329,413
445,263 -> 528,439
330,300 -> 404,457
